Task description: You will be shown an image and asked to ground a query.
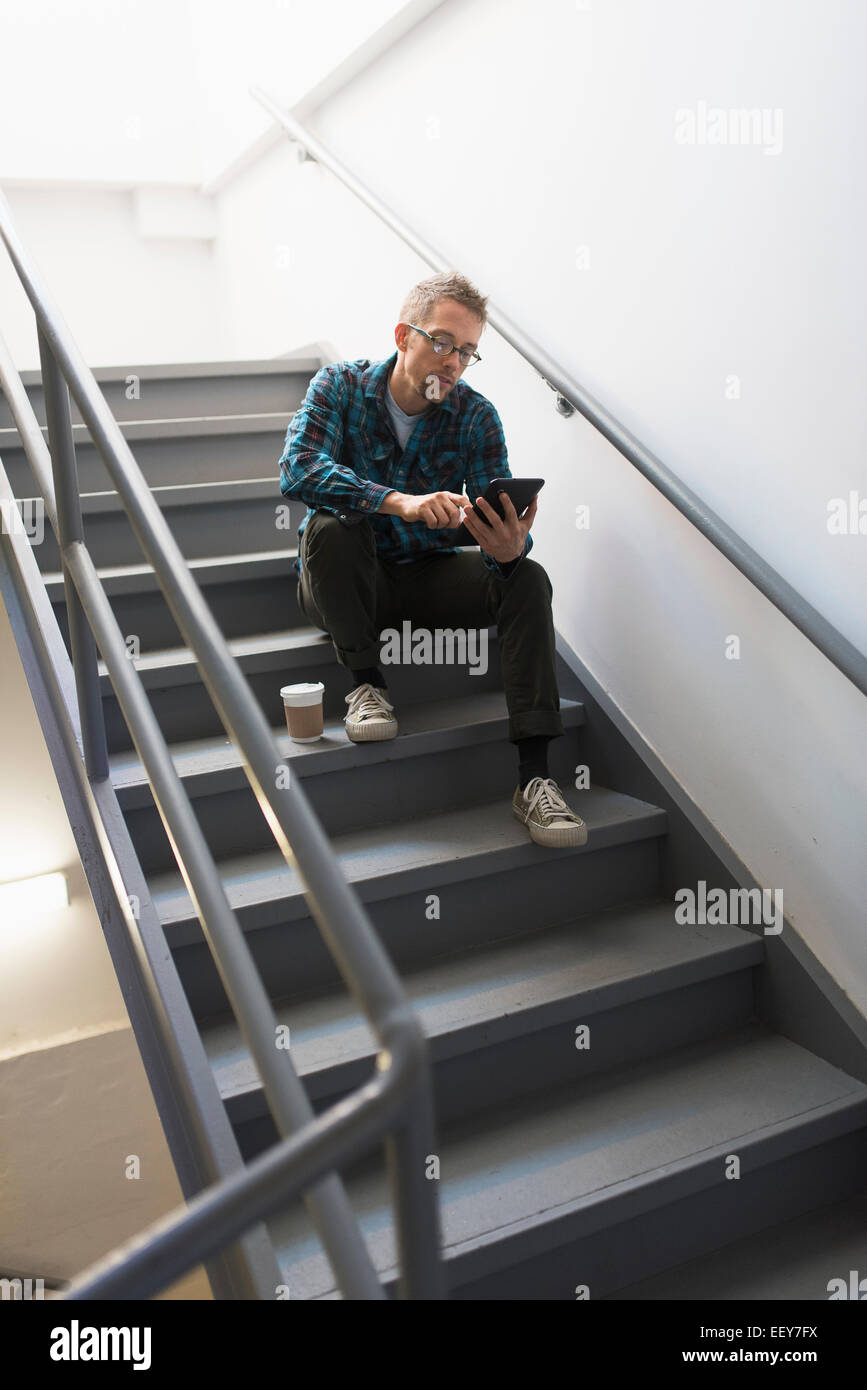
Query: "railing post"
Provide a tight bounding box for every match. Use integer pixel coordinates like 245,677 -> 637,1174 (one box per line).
387,1083 -> 447,1299
37,327 -> 109,782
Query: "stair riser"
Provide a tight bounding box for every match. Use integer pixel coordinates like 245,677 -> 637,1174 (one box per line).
172,837 -> 661,1018
124,730 -> 584,874
229,969 -> 758,1161
0,370 -> 313,430
101,644 -> 505,753
3,429 -> 287,494
53,571 -> 302,654
443,1125 -> 867,1300
35,496 -> 299,571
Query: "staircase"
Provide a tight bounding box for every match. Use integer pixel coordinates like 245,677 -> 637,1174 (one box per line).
3,356 -> 866,1300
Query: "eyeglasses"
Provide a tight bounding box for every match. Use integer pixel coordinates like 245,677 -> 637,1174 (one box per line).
405,323 -> 482,367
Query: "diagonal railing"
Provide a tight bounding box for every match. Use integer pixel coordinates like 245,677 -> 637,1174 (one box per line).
0,183 -> 444,1300
250,86 -> 867,700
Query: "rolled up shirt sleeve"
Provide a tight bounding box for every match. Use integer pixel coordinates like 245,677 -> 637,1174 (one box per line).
279,365 -> 393,520
464,400 -> 533,580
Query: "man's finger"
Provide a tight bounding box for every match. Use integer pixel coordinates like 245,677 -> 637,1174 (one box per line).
461,508 -> 494,553
475,495 -> 503,526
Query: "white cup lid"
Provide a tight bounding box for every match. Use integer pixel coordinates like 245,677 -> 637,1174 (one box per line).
280,681 -> 325,705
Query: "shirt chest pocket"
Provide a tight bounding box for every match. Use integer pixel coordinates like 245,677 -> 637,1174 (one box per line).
411,449 -> 465,492
358,437 -> 396,477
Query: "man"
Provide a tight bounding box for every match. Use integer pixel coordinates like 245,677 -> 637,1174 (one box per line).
278,269 -> 587,848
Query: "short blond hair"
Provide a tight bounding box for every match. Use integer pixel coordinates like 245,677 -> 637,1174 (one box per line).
399,269 -> 488,333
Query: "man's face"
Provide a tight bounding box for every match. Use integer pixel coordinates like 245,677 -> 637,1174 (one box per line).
396,300 -> 483,406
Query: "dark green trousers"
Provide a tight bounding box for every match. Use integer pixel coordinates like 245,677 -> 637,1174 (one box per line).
296,510 -> 563,744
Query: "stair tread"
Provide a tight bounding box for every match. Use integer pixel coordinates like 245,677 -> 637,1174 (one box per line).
12,356 -> 321,385
45,547 -> 298,594
112,622 -> 498,673
21,476 -> 280,510
96,621 -> 511,688
608,1186 -> 867,1300
268,1025 -> 867,1298
98,625 -> 329,677
150,783 -> 667,928
0,410 -> 293,444
200,898 -> 763,1103
109,691 -> 584,791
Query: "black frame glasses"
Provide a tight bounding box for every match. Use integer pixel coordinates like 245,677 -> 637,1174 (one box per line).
406,323 -> 482,367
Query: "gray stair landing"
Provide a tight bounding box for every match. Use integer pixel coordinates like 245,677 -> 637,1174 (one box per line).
1,410 -> 296,494
162,769 -> 666,1016
47,547 -> 300,652
266,1026 -> 867,1300
200,899 -> 763,1134
150,783 -> 668,943
110,691 -> 585,796
0,356 -> 322,429
607,1186 -> 867,1300
113,694 -> 586,873
112,692 -> 582,858
34,480 -> 301,571
98,625 -> 510,752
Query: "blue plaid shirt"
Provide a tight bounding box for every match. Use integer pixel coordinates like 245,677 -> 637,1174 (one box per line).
279,351 -> 532,581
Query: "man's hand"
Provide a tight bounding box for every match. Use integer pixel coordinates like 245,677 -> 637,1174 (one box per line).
383,490 -> 470,528
459,490 -> 538,564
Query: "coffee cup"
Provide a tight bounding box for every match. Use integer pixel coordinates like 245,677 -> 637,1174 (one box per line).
280,682 -> 325,742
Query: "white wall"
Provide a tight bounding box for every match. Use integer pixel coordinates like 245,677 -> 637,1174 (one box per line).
0,186 -> 226,371
0,1029 -> 212,1296
0,0 -> 412,186
0,594 -> 132,1054
211,141 -> 428,361
0,597 -> 210,1295
0,0 -> 432,369
211,0 -> 867,1010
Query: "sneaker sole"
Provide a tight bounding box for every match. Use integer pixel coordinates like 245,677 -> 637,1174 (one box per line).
512,803 -> 588,848
345,720 -> 399,743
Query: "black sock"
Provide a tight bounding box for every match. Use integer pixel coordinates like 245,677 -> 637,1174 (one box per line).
517,735 -> 551,789
350,665 -> 386,692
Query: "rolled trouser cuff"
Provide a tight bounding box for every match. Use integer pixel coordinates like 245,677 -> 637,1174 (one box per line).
334,643 -> 386,671
509,712 -> 564,742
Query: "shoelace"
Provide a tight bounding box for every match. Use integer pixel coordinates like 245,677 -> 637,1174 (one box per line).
344,683 -> 395,722
521,776 -> 583,825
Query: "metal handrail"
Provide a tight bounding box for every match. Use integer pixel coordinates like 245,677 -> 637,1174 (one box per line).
250,86 -> 867,700
0,184 -> 444,1300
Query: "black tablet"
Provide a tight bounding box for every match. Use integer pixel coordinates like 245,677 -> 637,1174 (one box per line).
451,477 -> 544,546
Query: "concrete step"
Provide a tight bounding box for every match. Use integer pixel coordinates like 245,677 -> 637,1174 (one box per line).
31,479 -> 302,571
199,898 -> 762,1152
114,692 -> 586,872
99,626 -> 505,753
607,1186 -> 867,1300
46,546 -> 301,653
265,1024 -> 867,1299
0,357 -> 320,430
1,411 -> 294,494
155,785 -> 667,1014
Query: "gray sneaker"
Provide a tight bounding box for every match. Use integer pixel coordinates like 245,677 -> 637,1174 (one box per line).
344,683 -> 398,742
512,776 -> 588,847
